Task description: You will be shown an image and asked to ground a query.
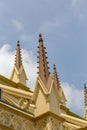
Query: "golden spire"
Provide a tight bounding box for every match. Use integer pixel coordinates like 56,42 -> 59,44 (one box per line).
10,40 -> 28,85
37,33 -> 50,85
84,83 -> 87,107
15,40 -> 22,70
53,64 -> 60,89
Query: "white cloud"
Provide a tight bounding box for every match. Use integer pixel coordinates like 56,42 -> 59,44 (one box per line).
12,19 -> 24,31
0,44 -> 14,77
22,49 -> 37,89
0,44 -> 37,90
61,82 -> 84,116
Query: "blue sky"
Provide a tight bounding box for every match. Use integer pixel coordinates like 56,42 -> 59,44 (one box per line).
0,0 -> 86,116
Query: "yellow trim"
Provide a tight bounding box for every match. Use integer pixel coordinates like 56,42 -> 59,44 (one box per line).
0,74 -> 30,91
63,122 -> 80,129
60,113 -> 87,127
0,84 -> 33,99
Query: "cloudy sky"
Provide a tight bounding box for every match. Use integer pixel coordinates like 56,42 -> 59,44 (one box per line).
0,0 -> 87,116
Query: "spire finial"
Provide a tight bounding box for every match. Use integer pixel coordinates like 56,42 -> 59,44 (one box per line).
17,40 -> 20,44
53,64 -> 60,89
10,41 -> 28,85
38,33 -> 43,42
37,34 -> 50,86
84,83 -> 87,107
39,33 -> 42,37
53,64 -> 56,70
84,83 -> 86,89
15,40 -> 22,70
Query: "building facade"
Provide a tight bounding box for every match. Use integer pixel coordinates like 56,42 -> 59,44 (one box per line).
0,34 -> 87,130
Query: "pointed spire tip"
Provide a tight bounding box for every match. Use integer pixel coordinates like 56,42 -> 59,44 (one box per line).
39,33 -> 42,37
15,40 -> 22,70
17,40 -> 20,46
38,33 -> 43,42
37,34 -> 50,85
53,64 -> 56,69
84,83 -> 87,89
53,64 -> 60,89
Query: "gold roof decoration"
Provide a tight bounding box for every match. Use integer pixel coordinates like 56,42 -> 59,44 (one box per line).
15,40 -> 22,70
37,33 -> 50,86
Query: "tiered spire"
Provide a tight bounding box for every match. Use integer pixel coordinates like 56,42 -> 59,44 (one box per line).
15,41 -> 22,70
37,33 -> 50,86
10,41 -> 28,85
53,64 -> 60,89
84,83 -> 87,107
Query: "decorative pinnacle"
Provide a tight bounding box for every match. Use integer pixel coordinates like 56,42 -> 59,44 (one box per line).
53,64 -> 60,89
84,83 -> 87,107
37,34 -> 50,85
84,83 -> 86,89
38,33 -> 43,42
15,40 -> 22,70
17,40 -> 20,45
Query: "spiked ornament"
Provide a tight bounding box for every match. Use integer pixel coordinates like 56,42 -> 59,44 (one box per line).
15,40 -> 22,70
84,83 -> 87,107
53,64 -> 60,89
37,33 -> 50,86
